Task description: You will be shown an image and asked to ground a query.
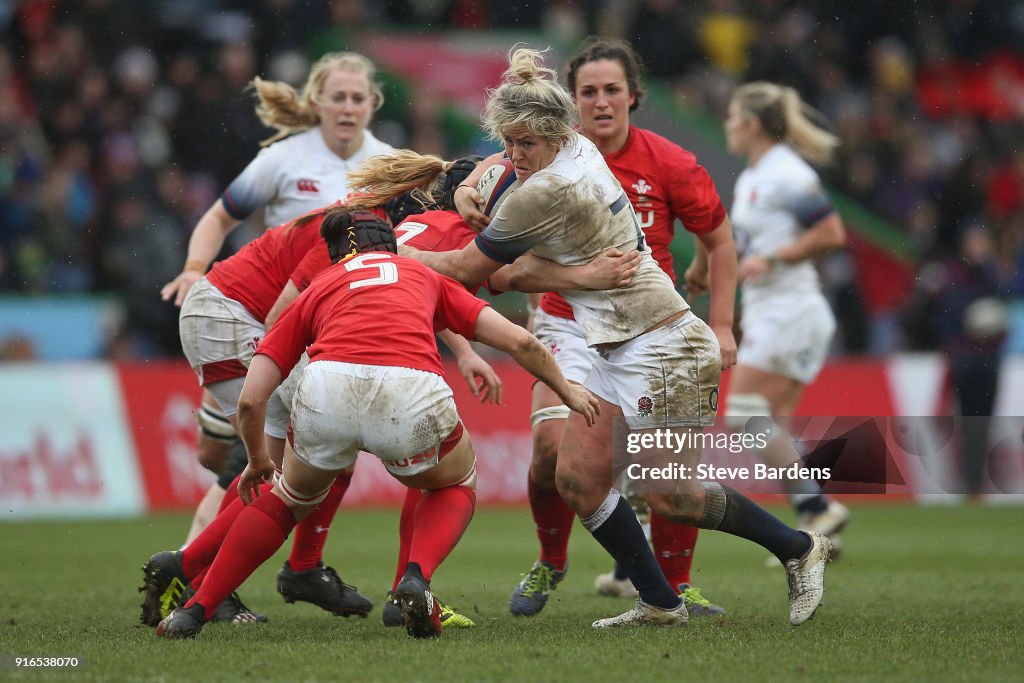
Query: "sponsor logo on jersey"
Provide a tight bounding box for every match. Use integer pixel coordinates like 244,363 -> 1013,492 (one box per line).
390,446 -> 440,471
297,178 -> 320,193
637,395 -> 654,417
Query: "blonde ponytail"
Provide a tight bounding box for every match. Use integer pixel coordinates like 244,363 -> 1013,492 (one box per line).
345,150 -> 454,208
733,82 -> 838,166
251,76 -> 318,146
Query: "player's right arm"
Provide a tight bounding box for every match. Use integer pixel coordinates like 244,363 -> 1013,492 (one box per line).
406,240 -> 505,290
163,146 -> 281,306
161,201 -> 240,306
236,289 -> 313,502
265,280 -> 301,330
473,307 -> 599,426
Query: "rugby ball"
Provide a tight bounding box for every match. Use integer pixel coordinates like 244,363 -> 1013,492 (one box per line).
476,159 -> 519,217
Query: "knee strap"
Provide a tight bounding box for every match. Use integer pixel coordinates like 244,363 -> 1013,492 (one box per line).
724,393 -> 771,431
197,403 -> 237,443
530,405 -> 571,428
277,474 -> 331,507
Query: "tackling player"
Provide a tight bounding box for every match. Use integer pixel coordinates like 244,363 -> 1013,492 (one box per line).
155,212 -> 599,639
142,173 -> 639,631
159,52 -> 395,618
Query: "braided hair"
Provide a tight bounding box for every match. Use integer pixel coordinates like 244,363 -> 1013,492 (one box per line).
320,210 -> 397,262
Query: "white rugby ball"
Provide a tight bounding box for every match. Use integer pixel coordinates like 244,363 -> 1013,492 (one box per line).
476,159 -> 519,217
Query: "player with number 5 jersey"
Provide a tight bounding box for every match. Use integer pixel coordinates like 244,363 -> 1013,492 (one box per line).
155,212 -> 599,640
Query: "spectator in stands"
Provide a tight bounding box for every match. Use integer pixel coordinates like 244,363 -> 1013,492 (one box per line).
936,223 -> 1011,496
3,0 -> 1023,359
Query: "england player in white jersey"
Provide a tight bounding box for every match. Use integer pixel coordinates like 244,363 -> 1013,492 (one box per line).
348,48 -> 834,628
722,81 -> 851,548
221,125 -> 392,231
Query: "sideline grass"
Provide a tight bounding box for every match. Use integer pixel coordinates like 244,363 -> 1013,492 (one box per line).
1,504 -> 1021,682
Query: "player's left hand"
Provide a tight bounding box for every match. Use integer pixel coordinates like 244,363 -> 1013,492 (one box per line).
238,458 -> 276,505
457,350 -> 503,404
738,255 -> 772,282
454,184 -> 489,230
713,324 -> 738,369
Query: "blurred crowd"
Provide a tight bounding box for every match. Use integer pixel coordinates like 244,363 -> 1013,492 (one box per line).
1,0 -> 1022,358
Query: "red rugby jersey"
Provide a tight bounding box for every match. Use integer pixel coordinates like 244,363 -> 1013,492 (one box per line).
397,210 -> 477,252
540,126 -> 726,319
397,209 -> 496,295
205,208 -> 335,323
257,253 -> 488,378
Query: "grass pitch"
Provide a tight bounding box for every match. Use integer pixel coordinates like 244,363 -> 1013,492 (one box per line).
1,504 -> 1021,682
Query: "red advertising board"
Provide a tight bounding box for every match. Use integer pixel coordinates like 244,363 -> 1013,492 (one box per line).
2,354 -> 1018,517
115,363 -> 212,511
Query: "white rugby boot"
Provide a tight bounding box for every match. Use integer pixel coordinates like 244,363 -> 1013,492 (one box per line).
592,599 -> 688,628
785,531 -> 833,625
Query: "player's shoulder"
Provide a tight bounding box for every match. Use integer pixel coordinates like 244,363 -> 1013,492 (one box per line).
628,127 -> 695,164
763,144 -> 819,183
623,128 -> 709,190
360,130 -> 396,158
260,128 -> 319,158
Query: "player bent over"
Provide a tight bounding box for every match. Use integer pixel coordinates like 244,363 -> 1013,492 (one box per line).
155,210 -> 598,639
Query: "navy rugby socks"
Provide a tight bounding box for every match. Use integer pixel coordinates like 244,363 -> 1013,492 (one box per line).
583,492 -> 680,610
700,482 -> 812,563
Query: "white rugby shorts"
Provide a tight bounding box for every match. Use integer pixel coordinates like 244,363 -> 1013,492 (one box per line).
264,352 -> 308,439
531,308 -> 599,385
738,292 -> 836,384
585,311 -> 722,429
290,361 -> 462,476
179,278 -> 264,414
